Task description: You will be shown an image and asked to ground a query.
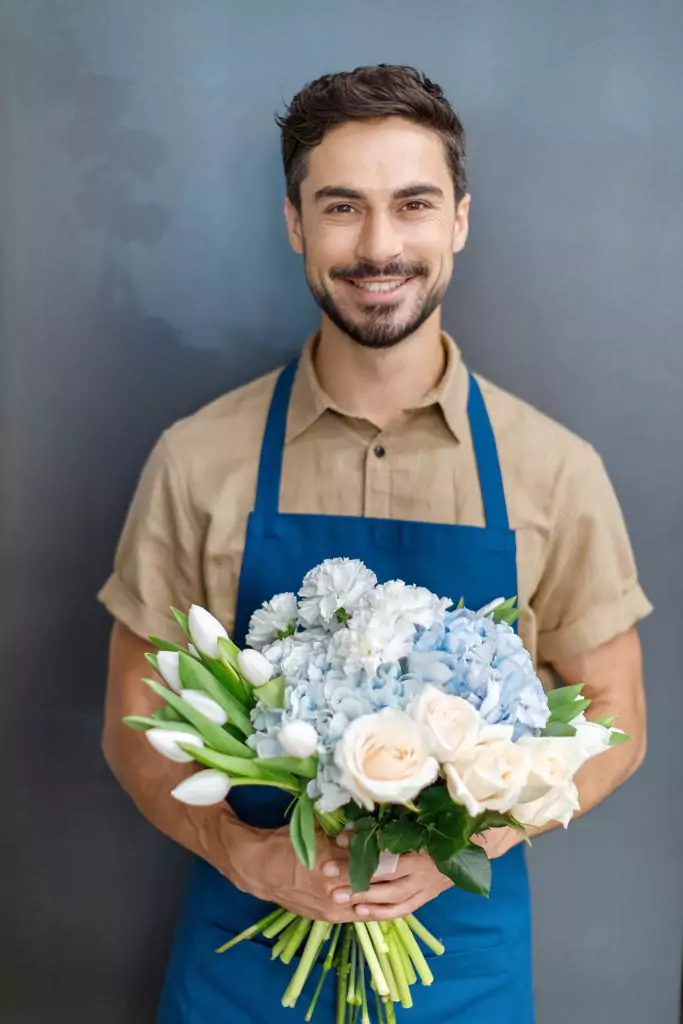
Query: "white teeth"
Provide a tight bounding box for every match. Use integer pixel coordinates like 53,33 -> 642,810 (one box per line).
353,280 -> 405,293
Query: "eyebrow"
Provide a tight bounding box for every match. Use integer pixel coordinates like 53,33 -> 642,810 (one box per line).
313,183 -> 446,202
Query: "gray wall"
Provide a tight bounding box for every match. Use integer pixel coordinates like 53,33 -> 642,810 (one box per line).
2,2 -> 681,1022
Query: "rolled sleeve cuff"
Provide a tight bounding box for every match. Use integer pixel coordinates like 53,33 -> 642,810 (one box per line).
537,583 -> 653,663
97,574 -> 186,644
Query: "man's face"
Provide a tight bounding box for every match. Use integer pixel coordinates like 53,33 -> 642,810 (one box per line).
285,117 -> 470,349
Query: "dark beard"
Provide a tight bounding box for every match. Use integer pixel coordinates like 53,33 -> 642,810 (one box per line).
306,259 -> 447,349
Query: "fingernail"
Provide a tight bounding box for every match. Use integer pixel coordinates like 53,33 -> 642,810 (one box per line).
333,891 -> 350,904
323,862 -> 341,878
355,905 -> 370,917
336,834 -> 350,849
372,852 -> 399,879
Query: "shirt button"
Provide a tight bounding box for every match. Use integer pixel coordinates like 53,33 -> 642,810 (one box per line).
373,445 -> 386,459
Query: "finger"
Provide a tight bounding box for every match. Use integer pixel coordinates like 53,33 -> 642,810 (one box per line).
351,880 -> 418,906
353,893 -> 431,921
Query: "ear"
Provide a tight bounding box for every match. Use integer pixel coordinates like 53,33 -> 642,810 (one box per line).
452,193 -> 471,255
284,196 -> 304,255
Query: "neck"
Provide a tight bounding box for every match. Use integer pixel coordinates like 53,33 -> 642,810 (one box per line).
315,311 -> 446,430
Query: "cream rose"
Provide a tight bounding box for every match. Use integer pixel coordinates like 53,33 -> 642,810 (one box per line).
444,739 -> 531,816
411,684 -> 481,763
517,736 -> 589,799
511,780 -> 581,829
334,709 -> 439,810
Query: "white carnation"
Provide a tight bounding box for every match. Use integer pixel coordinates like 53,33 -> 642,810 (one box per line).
298,558 -> 377,629
246,592 -> 298,650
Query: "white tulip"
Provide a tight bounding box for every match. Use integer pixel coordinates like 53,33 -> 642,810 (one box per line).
279,720 -> 319,759
237,648 -> 274,687
475,597 -> 505,618
171,769 -> 231,806
180,689 -> 228,726
146,728 -> 204,763
156,651 -> 182,694
188,605 -> 230,660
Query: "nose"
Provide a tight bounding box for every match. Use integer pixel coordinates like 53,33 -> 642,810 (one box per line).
355,209 -> 402,270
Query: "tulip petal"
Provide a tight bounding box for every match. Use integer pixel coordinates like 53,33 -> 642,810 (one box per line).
188,605 -> 229,660
180,689 -> 228,726
146,728 -> 204,763
171,769 -> 231,806
156,651 -> 182,694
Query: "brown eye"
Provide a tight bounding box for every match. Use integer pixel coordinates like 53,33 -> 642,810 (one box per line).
329,204 -> 355,215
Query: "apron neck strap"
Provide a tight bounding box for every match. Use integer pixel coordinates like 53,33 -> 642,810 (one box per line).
254,361 -> 297,515
254,364 -> 510,532
466,374 -> 510,530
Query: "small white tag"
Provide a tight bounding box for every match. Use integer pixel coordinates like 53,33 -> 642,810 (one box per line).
372,852 -> 399,879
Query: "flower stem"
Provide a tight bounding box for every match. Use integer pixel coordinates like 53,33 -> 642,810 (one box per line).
280,916 -> 313,965
393,918 -> 434,986
385,923 -> 416,986
262,909 -> 297,940
305,924 -> 342,1022
383,926 -> 412,1009
282,920 -> 330,1008
406,913 -> 445,956
271,918 -> 301,960
359,952 -> 370,1024
214,907 -> 283,953
347,934 -> 358,1005
337,927 -> 352,1024
353,923 -> 390,1000
366,922 -> 399,1003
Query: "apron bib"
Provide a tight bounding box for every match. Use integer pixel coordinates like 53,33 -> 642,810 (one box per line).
157,364 -> 535,1023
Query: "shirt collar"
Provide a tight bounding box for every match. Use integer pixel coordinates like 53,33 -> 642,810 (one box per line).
286,330 -> 468,443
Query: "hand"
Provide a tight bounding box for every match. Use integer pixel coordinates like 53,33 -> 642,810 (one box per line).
327,846 -> 452,922
224,822 -> 366,923
470,826 -> 522,860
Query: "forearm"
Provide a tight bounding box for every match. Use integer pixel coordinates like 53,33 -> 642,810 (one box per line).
102,720 -> 259,880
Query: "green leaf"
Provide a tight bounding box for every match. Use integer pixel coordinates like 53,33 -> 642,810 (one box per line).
344,803 -> 368,822
148,636 -> 198,655
178,652 -> 253,736
416,785 -> 454,822
171,607 -> 190,637
491,597 -> 520,626
123,715 -> 199,735
456,597 -> 465,609
153,704 -> 182,722
433,805 -> 469,843
429,836 -> 491,898
349,827 -> 380,892
472,811 -> 530,844
142,678 -> 254,758
594,715 -> 617,728
204,650 -> 250,704
253,755 -> 317,779
290,792 -> 317,870
549,698 -> 591,724
217,635 -> 241,669
352,816 -> 378,833
547,683 -> 585,708
541,721 -> 577,738
609,730 -> 630,747
378,820 -> 426,854
180,745 -> 299,785
253,675 -> 285,709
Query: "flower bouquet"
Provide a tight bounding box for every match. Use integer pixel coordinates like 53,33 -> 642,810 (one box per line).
125,559 -> 627,1022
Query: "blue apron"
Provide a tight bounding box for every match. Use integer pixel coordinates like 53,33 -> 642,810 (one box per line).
157,363 -> 535,1023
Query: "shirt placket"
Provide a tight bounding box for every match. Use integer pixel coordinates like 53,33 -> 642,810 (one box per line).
363,430 -> 393,519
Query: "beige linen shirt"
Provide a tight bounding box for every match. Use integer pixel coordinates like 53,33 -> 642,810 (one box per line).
98,333 -> 652,686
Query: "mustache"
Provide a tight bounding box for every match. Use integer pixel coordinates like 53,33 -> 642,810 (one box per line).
329,260 -> 430,281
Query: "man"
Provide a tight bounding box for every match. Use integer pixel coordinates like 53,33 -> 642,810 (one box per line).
100,65 -> 651,1023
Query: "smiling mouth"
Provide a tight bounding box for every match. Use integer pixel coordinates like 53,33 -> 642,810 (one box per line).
345,277 -> 414,294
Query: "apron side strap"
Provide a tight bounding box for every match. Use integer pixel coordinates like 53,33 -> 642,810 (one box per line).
467,373 -> 510,531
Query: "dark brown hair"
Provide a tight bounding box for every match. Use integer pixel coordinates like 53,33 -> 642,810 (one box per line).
276,64 -> 467,210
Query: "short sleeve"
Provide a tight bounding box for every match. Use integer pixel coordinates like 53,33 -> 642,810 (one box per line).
534,444 -> 652,663
97,432 -> 204,642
